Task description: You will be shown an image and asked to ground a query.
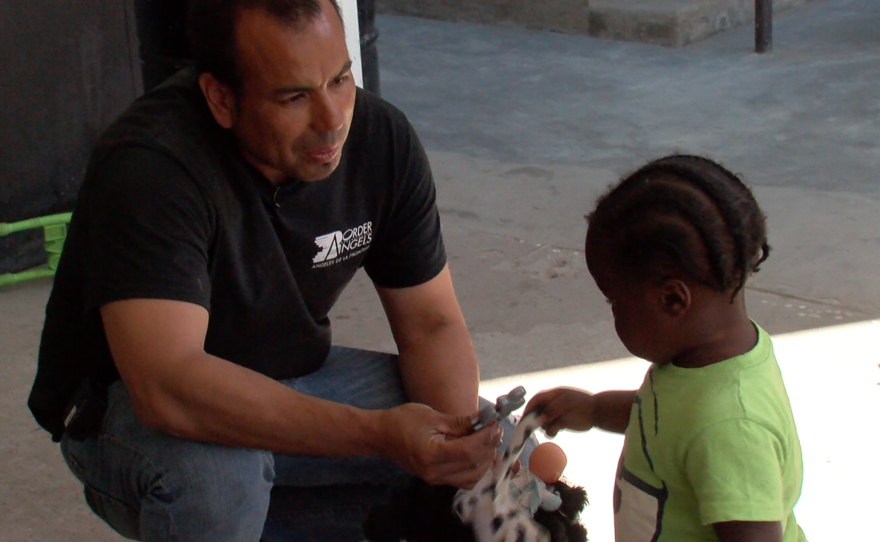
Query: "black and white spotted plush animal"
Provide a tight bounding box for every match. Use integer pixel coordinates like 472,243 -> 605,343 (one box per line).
454,410 -> 558,542
363,410 -> 587,542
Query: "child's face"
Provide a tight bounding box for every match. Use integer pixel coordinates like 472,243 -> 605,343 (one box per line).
587,248 -> 670,364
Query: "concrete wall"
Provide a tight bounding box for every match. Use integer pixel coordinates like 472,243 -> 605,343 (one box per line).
377,0 -> 594,34
377,0 -> 812,47
0,0 -> 142,273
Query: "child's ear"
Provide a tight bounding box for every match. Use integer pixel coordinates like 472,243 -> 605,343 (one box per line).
658,278 -> 691,317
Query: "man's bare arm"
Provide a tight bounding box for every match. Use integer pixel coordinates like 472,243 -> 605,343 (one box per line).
376,265 -> 479,417
102,299 -> 389,454
100,298 -> 499,487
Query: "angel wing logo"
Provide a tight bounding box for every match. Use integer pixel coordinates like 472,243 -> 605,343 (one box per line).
313,231 -> 343,263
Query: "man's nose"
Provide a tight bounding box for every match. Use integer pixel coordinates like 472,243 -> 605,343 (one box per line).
311,90 -> 344,133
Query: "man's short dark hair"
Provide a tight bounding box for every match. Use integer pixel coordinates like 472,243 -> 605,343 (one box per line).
188,0 -> 342,91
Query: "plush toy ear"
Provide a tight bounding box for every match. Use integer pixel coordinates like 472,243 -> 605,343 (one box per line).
555,482 -> 588,524
533,481 -> 589,542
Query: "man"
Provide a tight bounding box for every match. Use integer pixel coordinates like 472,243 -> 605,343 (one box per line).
28,0 -> 503,539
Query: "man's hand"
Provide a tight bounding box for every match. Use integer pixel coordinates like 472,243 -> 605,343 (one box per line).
526,388 -> 637,436
378,403 -> 502,489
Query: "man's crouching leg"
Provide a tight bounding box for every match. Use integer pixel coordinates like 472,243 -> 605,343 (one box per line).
60,381 -> 274,542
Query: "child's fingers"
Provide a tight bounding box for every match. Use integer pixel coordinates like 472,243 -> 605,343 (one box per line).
525,387 -> 572,413
542,420 -> 563,438
531,388 -> 596,434
533,398 -> 571,436
524,390 -> 554,414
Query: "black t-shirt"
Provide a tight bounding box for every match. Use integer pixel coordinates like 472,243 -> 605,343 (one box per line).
29,69 -> 446,439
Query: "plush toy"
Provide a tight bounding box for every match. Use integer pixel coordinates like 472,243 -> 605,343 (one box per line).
363,392 -> 587,542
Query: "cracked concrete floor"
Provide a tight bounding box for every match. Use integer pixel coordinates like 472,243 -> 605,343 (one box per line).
3,0 -> 880,539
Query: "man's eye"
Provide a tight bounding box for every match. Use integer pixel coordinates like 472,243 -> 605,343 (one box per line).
284,94 -> 306,104
332,74 -> 350,86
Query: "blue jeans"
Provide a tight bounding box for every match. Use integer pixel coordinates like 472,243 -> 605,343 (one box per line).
60,347 -> 528,541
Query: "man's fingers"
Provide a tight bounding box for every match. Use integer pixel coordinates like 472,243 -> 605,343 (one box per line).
463,427 -> 501,463
420,428 -> 499,488
426,454 -> 493,489
483,424 -> 503,447
444,414 -> 478,437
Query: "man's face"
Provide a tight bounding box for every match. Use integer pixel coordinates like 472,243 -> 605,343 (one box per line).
227,2 -> 356,183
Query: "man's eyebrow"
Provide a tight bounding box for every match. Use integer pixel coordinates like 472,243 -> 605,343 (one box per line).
336,60 -> 354,78
273,61 -> 354,97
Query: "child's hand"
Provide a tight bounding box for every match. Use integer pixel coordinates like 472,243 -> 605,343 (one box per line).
525,388 -> 597,437
526,388 -> 637,435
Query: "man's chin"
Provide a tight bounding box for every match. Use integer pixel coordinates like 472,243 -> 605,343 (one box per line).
294,159 -> 341,183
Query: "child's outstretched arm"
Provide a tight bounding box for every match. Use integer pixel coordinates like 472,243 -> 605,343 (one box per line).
713,521 -> 783,542
525,388 -> 636,436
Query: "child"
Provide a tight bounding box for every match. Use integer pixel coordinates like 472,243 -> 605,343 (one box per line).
526,155 -> 807,542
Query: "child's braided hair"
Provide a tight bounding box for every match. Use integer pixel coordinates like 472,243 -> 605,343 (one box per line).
585,155 -> 770,298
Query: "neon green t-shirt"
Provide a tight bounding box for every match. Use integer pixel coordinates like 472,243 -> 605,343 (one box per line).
614,324 -> 808,542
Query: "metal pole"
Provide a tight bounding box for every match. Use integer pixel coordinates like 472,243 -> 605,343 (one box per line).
357,0 -> 381,96
755,0 -> 772,53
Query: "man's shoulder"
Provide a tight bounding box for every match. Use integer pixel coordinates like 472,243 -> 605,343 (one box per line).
88,69 -> 231,188
102,69 -> 209,143
351,88 -> 416,140
345,89 -> 427,180
354,88 -> 408,120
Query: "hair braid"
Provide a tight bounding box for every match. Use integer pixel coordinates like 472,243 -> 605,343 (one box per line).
586,155 -> 770,298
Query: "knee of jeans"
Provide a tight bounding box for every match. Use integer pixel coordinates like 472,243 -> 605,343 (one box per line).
154,447 -> 274,538
181,447 -> 274,509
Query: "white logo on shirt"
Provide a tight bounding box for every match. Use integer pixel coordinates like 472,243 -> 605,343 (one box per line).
312,222 -> 373,268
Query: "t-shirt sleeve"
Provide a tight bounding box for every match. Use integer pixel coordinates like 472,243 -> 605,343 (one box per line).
80,147 -> 213,311
685,419 -> 786,525
363,119 -> 446,288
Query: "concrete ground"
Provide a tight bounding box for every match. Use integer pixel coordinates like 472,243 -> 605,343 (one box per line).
2,0 -> 879,539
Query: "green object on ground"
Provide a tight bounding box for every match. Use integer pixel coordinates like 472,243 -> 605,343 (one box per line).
0,212 -> 72,287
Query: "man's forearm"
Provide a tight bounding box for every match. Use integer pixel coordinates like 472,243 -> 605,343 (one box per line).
130,350 -> 391,458
396,320 -> 479,417
376,265 -> 480,417
102,299 -> 399,461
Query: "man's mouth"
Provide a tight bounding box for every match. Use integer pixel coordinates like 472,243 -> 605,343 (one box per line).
305,145 -> 340,164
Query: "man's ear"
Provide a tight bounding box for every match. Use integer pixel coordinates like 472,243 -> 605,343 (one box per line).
198,73 -> 236,129
658,278 -> 691,317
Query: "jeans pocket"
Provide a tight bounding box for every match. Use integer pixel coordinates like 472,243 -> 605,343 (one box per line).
83,483 -> 142,540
